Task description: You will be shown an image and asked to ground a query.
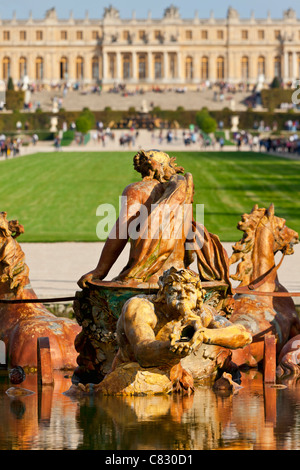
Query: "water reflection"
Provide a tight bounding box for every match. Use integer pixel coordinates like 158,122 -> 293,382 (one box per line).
0,370 -> 299,450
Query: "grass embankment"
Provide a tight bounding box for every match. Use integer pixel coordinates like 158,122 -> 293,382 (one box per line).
0,151 -> 299,242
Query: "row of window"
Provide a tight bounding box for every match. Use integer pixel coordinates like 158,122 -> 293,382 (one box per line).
105,54 -> 285,80
1,28 -> 294,42
2,30 -> 100,41
2,56 -> 92,81
1,54 -> 289,81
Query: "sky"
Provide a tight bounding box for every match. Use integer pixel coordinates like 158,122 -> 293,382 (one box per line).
1,0 -> 300,20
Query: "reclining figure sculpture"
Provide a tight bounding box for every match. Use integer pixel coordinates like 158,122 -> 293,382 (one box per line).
69,267 -> 251,396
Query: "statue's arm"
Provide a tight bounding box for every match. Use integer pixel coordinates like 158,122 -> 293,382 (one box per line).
123,298 -> 189,368
78,184 -> 141,287
200,322 -> 252,350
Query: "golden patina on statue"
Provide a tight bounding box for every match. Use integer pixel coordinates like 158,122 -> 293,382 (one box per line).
0,211 -> 81,371
68,267 -> 251,396
68,150 -> 255,395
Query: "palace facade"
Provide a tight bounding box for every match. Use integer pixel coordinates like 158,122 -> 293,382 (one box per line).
0,5 -> 300,89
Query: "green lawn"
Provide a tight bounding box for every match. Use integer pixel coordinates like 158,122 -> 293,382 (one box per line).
0,151 -> 299,242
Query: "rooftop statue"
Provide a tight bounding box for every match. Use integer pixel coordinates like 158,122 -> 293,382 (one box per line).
103,5 -> 120,19
0,211 -> 81,371
69,267 -> 251,396
163,5 -> 180,19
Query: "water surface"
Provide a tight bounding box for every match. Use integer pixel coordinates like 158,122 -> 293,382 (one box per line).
0,370 -> 299,450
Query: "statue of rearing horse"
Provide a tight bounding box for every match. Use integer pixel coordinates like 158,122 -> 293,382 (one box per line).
0,212 -> 81,371
228,204 -> 300,368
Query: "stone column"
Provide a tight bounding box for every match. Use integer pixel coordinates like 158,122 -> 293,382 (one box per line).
52,52 -> 58,83
266,54 -> 273,83
116,52 -> 121,81
44,53 -> 52,83
132,51 -> 137,82
209,53 -> 216,82
292,52 -> 297,82
102,51 -> 108,83
250,54 -> 257,84
10,53 -> 18,83
284,51 -> 289,82
177,52 -> 183,83
147,51 -> 152,82
163,51 -> 168,82
27,53 -> 34,83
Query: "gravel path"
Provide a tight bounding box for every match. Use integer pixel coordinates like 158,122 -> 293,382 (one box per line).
20,241 -> 300,305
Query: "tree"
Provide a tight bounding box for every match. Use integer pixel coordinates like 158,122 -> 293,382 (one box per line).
75,108 -> 95,134
200,116 -> 217,134
75,115 -> 92,134
270,77 -> 281,89
7,77 -> 14,90
81,107 -> 95,129
196,109 -> 217,134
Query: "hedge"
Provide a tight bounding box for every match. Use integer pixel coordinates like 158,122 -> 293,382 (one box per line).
0,108 -> 299,133
5,90 -> 25,111
260,89 -> 294,111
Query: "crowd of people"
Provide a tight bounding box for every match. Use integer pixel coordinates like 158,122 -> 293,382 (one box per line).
0,135 -> 22,158
258,135 -> 300,154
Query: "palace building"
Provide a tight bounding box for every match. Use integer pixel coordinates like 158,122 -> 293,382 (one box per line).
0,5 -> 300,89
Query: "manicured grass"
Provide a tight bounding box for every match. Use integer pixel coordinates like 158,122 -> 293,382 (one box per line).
0,151 -> 299,242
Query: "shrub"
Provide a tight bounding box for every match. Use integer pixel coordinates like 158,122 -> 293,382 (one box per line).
5,90 -> 25,111
270,77 -> 281,89
196,109 -> 217,134
7,77 -> 14,91
81,108 -> 95,129
260,89 -> 294,112
75,115 -> 92,134
201,116 -> 217,134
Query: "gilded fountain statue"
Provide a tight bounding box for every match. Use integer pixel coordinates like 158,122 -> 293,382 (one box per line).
1,149 -> 299,397
67,150 -> 254,395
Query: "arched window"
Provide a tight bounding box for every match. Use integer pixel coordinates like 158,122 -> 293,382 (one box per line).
274,56 -> 281,78
258,56 -> 265,76
35,56 -> 43,80
201,56 -> 209,80
138,54 -> 147,80
3,57 -> 11,80
60,56 -> 68,80
108,54 -> 116,79
169,53 -> 177,79
154,54 -> 163,79
216,56 -> 225,80
185,56 -> 193,80
19,57 -> 27,80
241,56 -> 249,80
76,56 -> 84,80
92,56 -> 99,80
122,54 -> 131,80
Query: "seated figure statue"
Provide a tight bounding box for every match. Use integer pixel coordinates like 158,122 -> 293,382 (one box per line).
73,150 -> 240,386
78,149 -> 192,288
79,149 -> 232,301
72,268 -> 251,396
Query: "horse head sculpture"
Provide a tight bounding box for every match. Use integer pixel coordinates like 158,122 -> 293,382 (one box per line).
228,204 -> 300,368
230,204 -> 299,289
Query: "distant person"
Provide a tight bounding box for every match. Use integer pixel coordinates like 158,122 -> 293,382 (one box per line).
32,134 -> 38,146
